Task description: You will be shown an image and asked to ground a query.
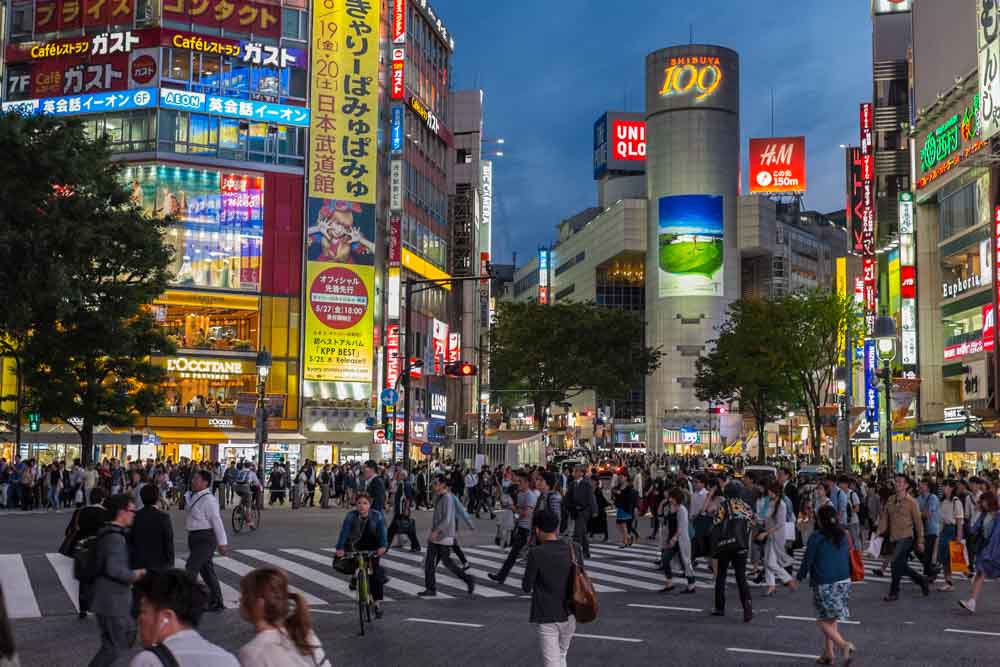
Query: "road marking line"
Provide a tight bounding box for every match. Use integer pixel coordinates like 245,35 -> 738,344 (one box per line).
0,555 -> 41,618
776,615 -> 860,625
378,550 -> 508,597
573,633 -> 643,643
45,553 -> 79,612
375,553 -> 505,598
628,603 -> 702,612
215,555 -> 326,606
945,628 -> 1000,637
309,609 -> 344,615
404,617 -> 484,628
235,551 -> 366,601
175,558 -> 241,609
727,648 -> 818,659
281,549 -> 441,598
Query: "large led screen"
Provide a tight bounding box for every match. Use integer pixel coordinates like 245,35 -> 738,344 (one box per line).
657,194 -> 724,297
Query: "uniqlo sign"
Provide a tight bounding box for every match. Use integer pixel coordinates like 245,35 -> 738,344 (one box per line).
900,266 -> 916,299
610,120 -> 645,161
391,48 -> 405,100
748,136 -> 806,194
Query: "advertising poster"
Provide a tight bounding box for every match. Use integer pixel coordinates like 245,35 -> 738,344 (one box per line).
657,194 -> 724,297
308,0 -> 379,203
162,0 -> 281,38
306,198 -> 375,266
303,262 -> 374,382
123,165 -> 263,291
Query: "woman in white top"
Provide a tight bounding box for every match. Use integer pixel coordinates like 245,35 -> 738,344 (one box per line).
238,568 -> 331,667
937,479 -> 965,592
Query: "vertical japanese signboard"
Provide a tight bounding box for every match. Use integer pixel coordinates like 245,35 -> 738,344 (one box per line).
978,0 -> 1000,141
432,319 -> 447,375
538,248 -> 550,305
864,340 -> 880,439
860,103 -> 876,337
308,0 -> 379,203
899,192 -> 917,366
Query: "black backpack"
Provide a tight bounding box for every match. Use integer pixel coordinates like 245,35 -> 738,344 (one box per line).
710,500 -> 751,558
73,526 -> 123,583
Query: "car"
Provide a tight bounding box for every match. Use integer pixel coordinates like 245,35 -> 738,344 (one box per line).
797,464 -> 830,481
742,465 -> 778,484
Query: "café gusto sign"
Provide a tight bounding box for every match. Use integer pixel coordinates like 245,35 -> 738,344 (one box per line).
166,357 -> 243,379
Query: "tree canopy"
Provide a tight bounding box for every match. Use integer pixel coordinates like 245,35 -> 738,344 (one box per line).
0,113 -> 175,463
490,300 -> 662,428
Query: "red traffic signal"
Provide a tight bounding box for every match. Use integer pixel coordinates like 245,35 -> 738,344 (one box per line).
445,361 -> 478,377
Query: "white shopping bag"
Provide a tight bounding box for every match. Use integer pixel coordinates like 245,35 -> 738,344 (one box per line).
866,536 -> 883,559
784,521 -> 796,543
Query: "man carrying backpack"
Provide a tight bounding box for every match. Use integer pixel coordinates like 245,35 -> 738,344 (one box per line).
86,494 -> 146,667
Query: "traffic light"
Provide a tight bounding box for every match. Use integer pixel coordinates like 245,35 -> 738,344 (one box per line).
445,361 -> 478,377
27,412 -> 40,432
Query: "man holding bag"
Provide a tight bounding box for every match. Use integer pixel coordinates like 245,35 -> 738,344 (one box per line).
522,509 -> 585,667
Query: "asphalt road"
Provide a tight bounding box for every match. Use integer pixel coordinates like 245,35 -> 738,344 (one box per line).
3,503 -> 999,666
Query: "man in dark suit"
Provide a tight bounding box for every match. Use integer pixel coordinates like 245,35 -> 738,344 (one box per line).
362,460 -> 386,512
568,465 -> 597,558
129,483 -> 175,573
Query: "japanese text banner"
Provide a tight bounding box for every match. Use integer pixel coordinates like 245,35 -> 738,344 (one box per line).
304,262 -> 374,382
308,0 -> 379,203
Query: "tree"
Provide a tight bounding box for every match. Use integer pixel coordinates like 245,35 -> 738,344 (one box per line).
779,289 -> 861,463
490,301 -> 662,429
0,113 -> 175,464
695,298 -> 797,463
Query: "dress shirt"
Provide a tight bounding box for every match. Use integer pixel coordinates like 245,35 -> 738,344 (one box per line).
128,629 -> 239,667
184,489 -> 228,546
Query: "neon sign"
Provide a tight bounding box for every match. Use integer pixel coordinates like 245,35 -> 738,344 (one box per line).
658,56 -> 722,103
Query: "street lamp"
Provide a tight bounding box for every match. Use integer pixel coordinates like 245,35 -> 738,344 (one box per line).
786,411 -> 794,454
835,366 -> 850,472
255,348 -> 272,482
874,314 -> 897,474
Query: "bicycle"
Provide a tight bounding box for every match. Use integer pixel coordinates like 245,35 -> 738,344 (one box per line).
232,489 -> 260,533
334,549 -> 381,636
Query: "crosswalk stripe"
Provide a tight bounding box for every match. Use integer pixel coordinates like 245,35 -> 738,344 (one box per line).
45,553 -> 79,612
375,552 -> 507,597
281,549 -> 447,599
460,547 -> 632,593
213,556 -> 326,606
236,550 -> 367,601
174,558 -> 241,609
380,550 -> 512,597
451,548 -> 623,593
0,554 -> 41,619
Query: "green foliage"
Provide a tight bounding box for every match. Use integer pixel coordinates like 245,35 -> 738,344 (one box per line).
0,113 -> 175,462
695,298 -> 797,462
490,300 -> 661,428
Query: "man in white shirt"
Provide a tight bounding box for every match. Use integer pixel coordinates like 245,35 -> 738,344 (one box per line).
130,569 -> 239,667
689,476 -> 708,518
464,469 -> 479,515
184,470 -> 228,612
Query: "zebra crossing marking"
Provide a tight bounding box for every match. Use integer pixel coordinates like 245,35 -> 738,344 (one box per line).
45,553 -> 79,612
282,549 -> 449,599
213,555 -> 326,606
174,558 -> 241,608
461,546 -> 627,593
237,549 -> 383,601
0,555 -> 41,619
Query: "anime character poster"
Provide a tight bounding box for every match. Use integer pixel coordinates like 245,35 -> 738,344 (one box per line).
306,198 -> 376,266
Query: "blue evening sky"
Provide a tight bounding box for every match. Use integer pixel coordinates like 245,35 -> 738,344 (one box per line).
438,0 -> 874,266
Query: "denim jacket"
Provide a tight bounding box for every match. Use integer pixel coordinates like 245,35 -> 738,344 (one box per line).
335,510 -> 387,551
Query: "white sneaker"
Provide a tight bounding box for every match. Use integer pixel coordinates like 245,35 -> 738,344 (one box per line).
959,599 -> 976,613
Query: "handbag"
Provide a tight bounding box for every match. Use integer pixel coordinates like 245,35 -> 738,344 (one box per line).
568,541 -> 598,623
847,534 -> 865,582
332,555 -> 358,576
711,501 -> 750,557
865,535 -> 884,560
949,540 -> 969,575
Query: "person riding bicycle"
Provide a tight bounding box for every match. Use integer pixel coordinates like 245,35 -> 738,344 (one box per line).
334,493 -> 388,618
234,463 -> 261,529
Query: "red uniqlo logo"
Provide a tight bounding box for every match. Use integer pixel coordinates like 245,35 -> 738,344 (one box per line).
611,120 -> 645,161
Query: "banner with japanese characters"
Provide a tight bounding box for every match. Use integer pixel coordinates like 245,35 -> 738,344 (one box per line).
304,261 -> 375,383
308,0 -> 379,203
163,0 -> 281,38
32,0 -> 136,34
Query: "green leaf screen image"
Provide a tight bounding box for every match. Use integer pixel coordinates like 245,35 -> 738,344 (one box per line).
657,194 -> 724,297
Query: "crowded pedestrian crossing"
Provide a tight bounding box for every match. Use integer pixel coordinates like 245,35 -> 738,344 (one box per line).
3,539 -> 977,620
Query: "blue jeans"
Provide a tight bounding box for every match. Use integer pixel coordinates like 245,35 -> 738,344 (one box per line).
890,537 -> 925,595
48,487 -> 59,509
938,524 -> 957,572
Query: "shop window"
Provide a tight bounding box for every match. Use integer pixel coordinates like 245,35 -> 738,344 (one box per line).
169,49 -> 192,82
159,356 -> 259,416
153,293 -> 259,352
11,5 -> 33,38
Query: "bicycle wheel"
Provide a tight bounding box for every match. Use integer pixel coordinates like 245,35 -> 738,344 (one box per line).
232,505 -> 245,533
250,505 -> 261,531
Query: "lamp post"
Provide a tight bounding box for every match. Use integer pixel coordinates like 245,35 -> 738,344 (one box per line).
835,366 -> 850,473
874,314 -> 897,474
786,411 -> 794,454
255,348 -> 272,480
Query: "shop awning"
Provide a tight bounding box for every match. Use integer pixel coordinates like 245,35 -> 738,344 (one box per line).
222,431 -> 306,443
913,421 -> 971,436
723,440 -> 743,455
148,429 -> 234,443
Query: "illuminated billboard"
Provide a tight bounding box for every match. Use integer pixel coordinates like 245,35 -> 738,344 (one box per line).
593,111 -> 645,179
657,194 -> 724,297
871,0 -> 911,12
860,103 -> 876,337
748,136 -> 806,194
980,2 -> 1000,141
538,248 -> 550,304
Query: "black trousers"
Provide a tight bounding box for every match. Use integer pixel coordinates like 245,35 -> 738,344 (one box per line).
714,551 -> 751,613
424,543 -> 471,592
496,526 -> 529,582
186,530 -> 223,608
387,515 -> 421,551
573,515 -> 591,557
921,534 -> 939,579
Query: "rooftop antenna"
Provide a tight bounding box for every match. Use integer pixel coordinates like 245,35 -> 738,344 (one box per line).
771,87 -> 775,135
689,24 -> 694,44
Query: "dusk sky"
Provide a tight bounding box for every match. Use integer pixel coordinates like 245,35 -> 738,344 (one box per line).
438,0 -> 875,266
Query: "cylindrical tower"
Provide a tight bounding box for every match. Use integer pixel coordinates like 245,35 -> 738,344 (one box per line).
644,45 -> 740,453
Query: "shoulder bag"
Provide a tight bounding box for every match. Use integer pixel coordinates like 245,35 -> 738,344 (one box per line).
711,500 -> 750,558
847,533 -> 865,582
568,541 -> 598,623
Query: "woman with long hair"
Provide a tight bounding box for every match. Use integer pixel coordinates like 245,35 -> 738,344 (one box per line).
238,567 -> 330,667
796,504 -> 855,665
959,491 -> 999,613
937,479 -> 965,592
758,481 -> 797,596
